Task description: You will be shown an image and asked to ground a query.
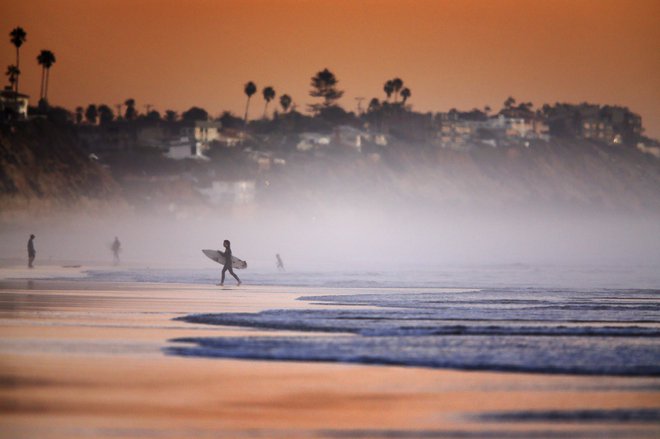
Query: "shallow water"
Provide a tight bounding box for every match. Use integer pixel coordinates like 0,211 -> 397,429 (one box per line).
171,287 -> 660,375
28,267 -> 660,376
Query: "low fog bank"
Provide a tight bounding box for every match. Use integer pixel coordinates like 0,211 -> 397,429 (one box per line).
1,201 -> 659,288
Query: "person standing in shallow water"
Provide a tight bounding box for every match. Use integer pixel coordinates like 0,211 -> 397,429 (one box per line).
27,234 -> 36,268
219,239 -> 241,286
111,237 -> 121,265
276,253 -> 285,271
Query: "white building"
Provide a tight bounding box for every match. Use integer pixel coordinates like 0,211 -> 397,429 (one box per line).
0,88 -> 29,120
296,132 -> 331,151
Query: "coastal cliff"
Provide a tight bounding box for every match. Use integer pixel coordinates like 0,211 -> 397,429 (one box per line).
0,119 -> 123,219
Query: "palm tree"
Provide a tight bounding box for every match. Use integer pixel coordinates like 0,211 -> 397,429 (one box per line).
9,27 -> 27,94
243,81 -> 257,125
391,78 -> 403,102
5,65 -> 20,90
400,87 -> 411,105
279,94 -> 292,113
262,86 -> 276,118
37,50 -> 56,102
383,80 -> 394,101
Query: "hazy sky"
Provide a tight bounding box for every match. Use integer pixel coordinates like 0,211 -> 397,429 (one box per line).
2,0 -> 659,137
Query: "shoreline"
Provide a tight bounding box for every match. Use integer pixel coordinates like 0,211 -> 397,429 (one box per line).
1,278 -> 659,438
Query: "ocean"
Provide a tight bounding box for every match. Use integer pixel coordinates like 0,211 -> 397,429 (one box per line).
76,265 -> 660,376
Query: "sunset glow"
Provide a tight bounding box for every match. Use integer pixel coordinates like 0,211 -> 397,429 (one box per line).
2,0 -> 659,135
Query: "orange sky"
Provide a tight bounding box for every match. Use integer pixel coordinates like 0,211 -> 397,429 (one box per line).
2,0 -> 659,137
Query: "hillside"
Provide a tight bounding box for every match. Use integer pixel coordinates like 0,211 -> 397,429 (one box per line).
259,138 -> 660,214
0,119 -> 123,218
1,119 -> 659,219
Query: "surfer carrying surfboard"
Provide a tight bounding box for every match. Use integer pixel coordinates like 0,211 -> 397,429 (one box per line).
219,240 -> 242,286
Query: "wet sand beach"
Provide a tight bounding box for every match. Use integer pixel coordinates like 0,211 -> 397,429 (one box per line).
1,275 -> 659,438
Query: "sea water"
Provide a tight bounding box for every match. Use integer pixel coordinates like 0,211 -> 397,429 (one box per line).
79,266 -> 660,375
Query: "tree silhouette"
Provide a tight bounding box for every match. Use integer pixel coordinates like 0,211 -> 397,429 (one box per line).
5,65 -> 20,90
9,27 -> 26,94
368,98 -> 380,112
182,106 -> 208,122
391,78 -> 403,102
36,50 -> 56,102
75,106 -> 84,124
219,111 -> 244,129
262,86 -> 276,118
164,110 -> 177,122
146,110 -> 161,122
124,98 -> 136,120
85,104 -> 98,124
279,94 -> 292,113
98,104 -> 114,125
400,87 -> 411,105
243,81 -> 257,125
503,96 -> 516,110
309,68 -> 343,112
383,80 -> 394,101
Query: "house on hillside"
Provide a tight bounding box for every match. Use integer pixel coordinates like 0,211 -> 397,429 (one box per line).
166,120 -> 222,159
179,120 -> 222,156
0,88 -> 29,120
334,125 -> 369,152
296,132 -> 331,151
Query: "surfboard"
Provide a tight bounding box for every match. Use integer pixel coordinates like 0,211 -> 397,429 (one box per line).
202,249 -> 248,269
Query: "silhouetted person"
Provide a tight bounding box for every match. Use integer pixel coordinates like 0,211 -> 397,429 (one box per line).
111,237 -> 121,265
276,253 -> 285,271
219,239 -> 241,286
27,234 -> 36,268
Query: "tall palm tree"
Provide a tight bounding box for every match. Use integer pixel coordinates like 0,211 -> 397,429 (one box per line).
243,81 -> 257,125
392,78 -> 403,102
400,87 -> 411,105
279,94 -> 292,113
5,65 -> 20,90
383,80 -> 394,102
262,86 -> 276,118
9,27 -> 27,94
37,50 -> 56,102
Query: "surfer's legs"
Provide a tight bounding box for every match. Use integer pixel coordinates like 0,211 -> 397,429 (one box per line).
227,266 -> 241,285
220,266 -> 228,285
219,266 -> 240,286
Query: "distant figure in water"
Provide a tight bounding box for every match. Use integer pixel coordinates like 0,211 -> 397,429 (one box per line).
111,237 -> 121,265
219,239 -> 241,286
27,234 -> 36,268
276,253 -> 285,271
